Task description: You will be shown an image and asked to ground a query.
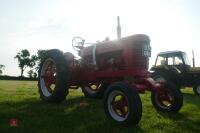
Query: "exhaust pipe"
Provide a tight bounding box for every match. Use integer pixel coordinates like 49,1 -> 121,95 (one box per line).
192,50 -> 195,67
117,16 -> 121,39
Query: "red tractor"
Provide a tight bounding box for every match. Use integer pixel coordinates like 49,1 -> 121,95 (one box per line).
38,34 -> 183,125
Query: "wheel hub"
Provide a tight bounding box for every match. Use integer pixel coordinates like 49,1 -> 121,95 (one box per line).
111,95 -> 128,118
155,90 -> 174,109
107,90 -> 129,121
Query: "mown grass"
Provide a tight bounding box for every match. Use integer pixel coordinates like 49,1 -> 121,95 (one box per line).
0,80 -> 199,133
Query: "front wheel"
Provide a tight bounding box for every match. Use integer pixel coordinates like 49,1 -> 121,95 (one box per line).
104,82 -> 142,126
151,81 -> 183,113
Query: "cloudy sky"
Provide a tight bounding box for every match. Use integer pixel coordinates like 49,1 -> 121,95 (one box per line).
0,0 -> 200,76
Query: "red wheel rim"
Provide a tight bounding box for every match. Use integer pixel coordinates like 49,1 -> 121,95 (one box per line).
40,58 -> 56,96
84,83 -> 101,94
155,89 -> 174,109
107,90 -> 129,122
111,94 -> 129,118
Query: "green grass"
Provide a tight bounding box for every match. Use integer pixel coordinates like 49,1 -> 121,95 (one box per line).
0,80 -> 199,133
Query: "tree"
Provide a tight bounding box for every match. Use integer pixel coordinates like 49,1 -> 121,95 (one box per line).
0,64 -> 5,75
30,55 -> 37,68
14,49 -> 36,77
35,50 -> 47,71
28,69 -> 34,78
33,72 -> 37,79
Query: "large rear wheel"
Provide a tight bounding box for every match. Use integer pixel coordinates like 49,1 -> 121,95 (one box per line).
38,49 -> 70,103
104,82 -> 142,126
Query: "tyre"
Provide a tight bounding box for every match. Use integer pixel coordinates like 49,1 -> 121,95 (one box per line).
38,49 -> 70,103
151,81 -> 183,113
104,82 -> 142,126
82,82 -> 107,98
193,83 -> 200,96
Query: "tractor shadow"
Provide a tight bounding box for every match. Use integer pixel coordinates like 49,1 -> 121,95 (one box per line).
155,92 -> 200,132
157,112 -> 200,132
0,96 -> 143,133
1,92 -> 199,133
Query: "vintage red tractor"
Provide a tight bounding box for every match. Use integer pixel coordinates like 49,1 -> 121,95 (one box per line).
38,34 -> 183,125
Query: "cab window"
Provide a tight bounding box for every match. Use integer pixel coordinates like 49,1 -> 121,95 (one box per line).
168,56 -> 173,65
182,53 -> 190,66
155,56 -> 166,66
174,55 -> 183,65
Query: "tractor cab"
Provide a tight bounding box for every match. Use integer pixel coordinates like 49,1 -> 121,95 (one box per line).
151,51 -> 200,95
151,51 -> 191,74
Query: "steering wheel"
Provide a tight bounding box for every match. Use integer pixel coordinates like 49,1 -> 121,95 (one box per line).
72,37 -> 85,51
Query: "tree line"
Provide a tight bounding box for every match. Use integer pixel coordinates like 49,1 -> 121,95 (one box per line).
0,64 -> 5,75
0,49 -> 46,78
5,49 -> 47,78
14,49 -> 47,78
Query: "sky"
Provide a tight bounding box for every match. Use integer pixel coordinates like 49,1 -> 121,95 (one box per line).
0,0 -> 200,76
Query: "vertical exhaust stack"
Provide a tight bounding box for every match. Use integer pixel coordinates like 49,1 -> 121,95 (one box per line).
117,16 -> 121,39
192,50 -> 195,67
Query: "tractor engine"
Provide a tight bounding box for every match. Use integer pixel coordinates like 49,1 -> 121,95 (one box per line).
79,34 -> 151,71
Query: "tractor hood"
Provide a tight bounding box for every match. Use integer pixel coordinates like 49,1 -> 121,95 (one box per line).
79,34 -> 150,57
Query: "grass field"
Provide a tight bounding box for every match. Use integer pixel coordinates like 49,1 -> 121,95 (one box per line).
0,80 -> 199,133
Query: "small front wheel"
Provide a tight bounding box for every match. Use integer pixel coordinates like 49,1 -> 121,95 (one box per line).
104,82 -> 142,126
151,81 -> 183,113
82,82 -> 107,99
